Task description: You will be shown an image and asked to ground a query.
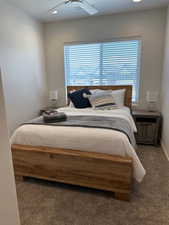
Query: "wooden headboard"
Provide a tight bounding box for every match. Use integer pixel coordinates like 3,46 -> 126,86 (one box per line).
67,85 -> 132,108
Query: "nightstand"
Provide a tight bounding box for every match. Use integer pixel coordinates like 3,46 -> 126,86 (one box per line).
39,107 -> 58,116
132,111 -> 162,146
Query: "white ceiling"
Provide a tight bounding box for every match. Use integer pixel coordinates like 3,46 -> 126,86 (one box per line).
8,0 -> 169,22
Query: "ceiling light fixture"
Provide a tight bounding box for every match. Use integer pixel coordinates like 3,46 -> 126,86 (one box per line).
133,0 -> 142,2
52,10 -> 58,15
49,0 -> 98,16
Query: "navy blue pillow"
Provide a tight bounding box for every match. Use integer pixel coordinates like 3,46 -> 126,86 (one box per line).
68,88 -> 92,108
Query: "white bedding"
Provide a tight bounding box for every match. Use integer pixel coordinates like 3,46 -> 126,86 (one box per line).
11,106 -> 146,182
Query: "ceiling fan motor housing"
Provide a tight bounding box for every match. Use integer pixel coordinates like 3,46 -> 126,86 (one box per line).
66,0 -> 83,8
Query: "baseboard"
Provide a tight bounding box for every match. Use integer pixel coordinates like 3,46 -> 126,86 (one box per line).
161,141 -> 169,161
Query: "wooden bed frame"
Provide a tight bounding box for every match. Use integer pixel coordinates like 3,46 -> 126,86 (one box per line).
12,85 -> 133,201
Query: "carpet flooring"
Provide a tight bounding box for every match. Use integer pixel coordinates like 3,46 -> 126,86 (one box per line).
16,146 -> 169,225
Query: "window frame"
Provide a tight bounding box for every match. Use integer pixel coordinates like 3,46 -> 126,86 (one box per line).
64,37 -> 142,103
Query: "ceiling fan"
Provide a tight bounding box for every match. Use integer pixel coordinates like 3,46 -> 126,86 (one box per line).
49,0 -> 98,15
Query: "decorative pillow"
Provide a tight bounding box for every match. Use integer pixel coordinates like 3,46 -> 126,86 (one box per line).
87,90 -> 116,109
68,88 -> 92,108
69,89 -> 105,107
112,89 -> 126,106
69,101 -> 74,107
68,90 -> 76,107
89,89 -> 126,107
68,89 -> 100,107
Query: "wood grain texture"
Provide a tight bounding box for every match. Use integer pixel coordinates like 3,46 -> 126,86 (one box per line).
114,192 -> 130,201
15,175 -> 24,182
132,111 -> 162,146
12,144 -> 133,201
67,85 -> 132,108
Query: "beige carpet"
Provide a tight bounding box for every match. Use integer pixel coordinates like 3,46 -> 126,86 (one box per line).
16,146 -> 169,225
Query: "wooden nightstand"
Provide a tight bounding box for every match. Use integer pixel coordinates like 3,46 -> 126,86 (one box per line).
132,111 -> 162,146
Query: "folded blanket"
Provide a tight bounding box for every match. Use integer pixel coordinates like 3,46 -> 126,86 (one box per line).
43,112 -> 67,123
23,115 -> 136,147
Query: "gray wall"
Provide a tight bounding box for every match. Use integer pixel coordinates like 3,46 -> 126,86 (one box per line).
0,69 -> 20,225
44,8 -> 166,109
0,0 -> 48,134
161,6 -> 169,159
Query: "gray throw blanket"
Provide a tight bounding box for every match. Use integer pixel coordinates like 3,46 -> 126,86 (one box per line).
24,115 -> 136,147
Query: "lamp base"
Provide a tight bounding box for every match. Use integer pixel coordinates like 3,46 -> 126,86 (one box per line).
147,102 -> 157,112
50,100 -> 57,109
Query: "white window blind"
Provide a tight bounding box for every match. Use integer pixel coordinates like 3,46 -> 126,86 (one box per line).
64,39 -> 141,102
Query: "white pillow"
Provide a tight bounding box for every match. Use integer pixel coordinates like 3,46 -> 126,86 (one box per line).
69,101 -> 74,107
90,89 -> 101,94
112,89 -> 126,107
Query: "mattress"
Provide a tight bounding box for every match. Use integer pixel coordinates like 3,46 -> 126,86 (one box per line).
11,106 -> 146,182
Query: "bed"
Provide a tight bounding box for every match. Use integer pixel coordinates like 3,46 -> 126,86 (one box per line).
11,85 -> 145,201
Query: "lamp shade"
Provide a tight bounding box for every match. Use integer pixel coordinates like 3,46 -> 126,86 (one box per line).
49,90 -> 58,101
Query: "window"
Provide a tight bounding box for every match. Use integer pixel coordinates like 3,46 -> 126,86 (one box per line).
64,39 -> 141,102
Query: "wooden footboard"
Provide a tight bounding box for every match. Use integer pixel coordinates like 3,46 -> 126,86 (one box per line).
12,144 -> 133,201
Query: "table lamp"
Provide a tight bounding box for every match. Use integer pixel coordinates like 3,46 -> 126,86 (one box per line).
146,91 -> 158,112
49,90 -> 58,108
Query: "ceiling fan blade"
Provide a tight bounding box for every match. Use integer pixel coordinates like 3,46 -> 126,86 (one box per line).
48,0 -> 66,12
79,1 -> 98,15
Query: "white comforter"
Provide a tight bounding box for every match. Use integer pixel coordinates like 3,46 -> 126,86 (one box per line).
11,106 -> 146,182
